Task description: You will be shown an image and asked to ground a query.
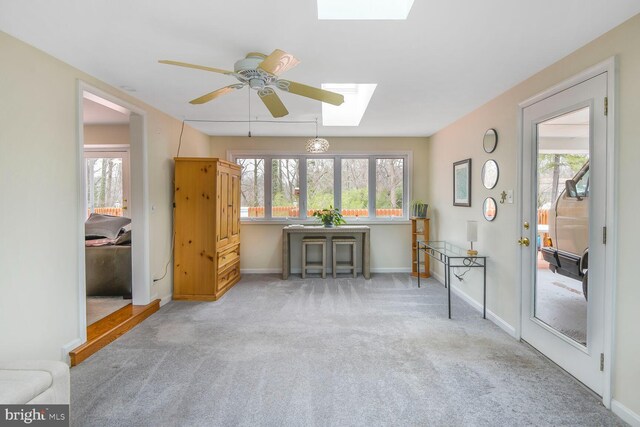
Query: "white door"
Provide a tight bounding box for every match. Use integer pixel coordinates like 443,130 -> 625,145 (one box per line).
84,150 -> 131,218
520,73 -> 607,394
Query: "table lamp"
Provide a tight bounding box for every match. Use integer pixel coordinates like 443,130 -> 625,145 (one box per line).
467,220 -> 478,256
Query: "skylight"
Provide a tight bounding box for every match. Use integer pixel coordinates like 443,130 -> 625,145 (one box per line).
322,84 -> 377,126
317,0 -> 414,20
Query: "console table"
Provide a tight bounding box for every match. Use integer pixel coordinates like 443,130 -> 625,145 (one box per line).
416,241 -> 487,319
282,225 -> 370,279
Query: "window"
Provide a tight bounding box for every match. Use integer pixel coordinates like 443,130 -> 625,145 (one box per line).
84,150 -> 130,219
271,159 -> 299,218
234,153 -> 409,221
238,158 -> 265,218
375,158 -> 404,217
307,158 -> 334,214
341,158 -> 369,218
574,167 -> 590,197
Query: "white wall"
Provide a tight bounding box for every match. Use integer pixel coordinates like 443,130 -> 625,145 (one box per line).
0,31 -> 210,362
427,13 -> 640,419
83,124 -> 129,146
210,136 -> 429,272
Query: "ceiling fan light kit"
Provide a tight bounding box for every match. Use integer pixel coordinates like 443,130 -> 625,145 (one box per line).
159,49 -> 344,119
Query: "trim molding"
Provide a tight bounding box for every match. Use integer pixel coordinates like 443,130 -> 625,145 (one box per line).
240,268 -> 411,275
61,338 -> 82,365
430,271 -> 517,338
240,268 -> 281,274
611,400 -> 640,427
371,267 -> 411,273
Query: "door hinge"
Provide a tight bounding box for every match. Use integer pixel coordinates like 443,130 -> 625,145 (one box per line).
604,97 -> 608,116
602,226 -> 607,245
600,353 -> 605,371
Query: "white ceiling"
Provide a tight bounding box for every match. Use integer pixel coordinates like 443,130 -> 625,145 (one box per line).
83,98 -> 130,125
1,1 -> 638,137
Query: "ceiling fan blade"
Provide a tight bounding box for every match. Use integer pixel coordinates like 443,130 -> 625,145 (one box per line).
257,49 -> 300,76
258,88 -> 289,118
158,60 -> 233,75
189,84 -> 245,105
277,80 -> 344,106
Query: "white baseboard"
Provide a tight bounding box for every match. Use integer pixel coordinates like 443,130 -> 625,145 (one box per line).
240,268 -> 411,275
240,268 -> 281,274
160,294 -> 172,307
429,270 -> 517,339
61,338 -> 82,365
371,267 -> 411,273
612,399 -> 640,426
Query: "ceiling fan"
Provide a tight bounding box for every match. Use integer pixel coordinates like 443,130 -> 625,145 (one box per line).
159,49 -> 345,118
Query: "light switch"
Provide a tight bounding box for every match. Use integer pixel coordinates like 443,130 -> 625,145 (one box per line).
507,190 -> 514,204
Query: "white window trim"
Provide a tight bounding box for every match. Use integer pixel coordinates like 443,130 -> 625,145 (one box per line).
229,150 -> 412,225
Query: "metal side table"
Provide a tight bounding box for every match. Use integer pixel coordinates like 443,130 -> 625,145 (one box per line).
416,241 -> 487,319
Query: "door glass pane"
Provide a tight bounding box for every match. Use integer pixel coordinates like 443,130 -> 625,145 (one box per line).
307,158 -> 334,214
271,159 -> 299,218
535,107 -> 589,346
341,158 -> 369,217
237,158 -> 265,218
376,158 -> 404,217
86,157 -> 124,218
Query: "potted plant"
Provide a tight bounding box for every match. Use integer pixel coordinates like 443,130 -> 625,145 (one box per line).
312,206 -> 346,228
410,200 -> 428,218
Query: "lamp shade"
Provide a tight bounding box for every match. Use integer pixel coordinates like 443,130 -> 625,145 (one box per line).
467,220 -> 478,242
306,137 -> 329,153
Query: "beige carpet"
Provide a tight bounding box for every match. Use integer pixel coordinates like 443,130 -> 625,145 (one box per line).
86,297 -> 131,326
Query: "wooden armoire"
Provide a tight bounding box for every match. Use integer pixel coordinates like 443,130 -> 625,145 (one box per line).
173,158 -> 241,300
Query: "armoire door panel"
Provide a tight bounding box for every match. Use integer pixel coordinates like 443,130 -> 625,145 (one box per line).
174,160 -> 217,296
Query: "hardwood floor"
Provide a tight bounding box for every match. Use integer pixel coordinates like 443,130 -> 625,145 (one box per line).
69,299 -> 160,366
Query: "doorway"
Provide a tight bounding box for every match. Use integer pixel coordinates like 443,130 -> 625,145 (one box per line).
82,95 -> 133,326
76,82 -> 151,345
519,62 -> 615,401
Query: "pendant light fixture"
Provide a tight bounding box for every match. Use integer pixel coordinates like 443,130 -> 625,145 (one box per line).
306,118 -> 329,153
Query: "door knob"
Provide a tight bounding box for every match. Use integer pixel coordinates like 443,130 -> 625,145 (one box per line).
518,237 -> 530,247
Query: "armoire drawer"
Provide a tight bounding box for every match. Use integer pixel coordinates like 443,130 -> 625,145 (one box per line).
217,244 -> 240,271
217,261 -> 240,293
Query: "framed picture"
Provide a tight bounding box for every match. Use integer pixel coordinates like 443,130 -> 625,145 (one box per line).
453,158 -> 471,207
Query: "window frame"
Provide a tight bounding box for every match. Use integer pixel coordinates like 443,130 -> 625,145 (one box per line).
230,151 -> 411,224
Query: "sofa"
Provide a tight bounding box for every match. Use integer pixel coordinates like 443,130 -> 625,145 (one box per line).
0,361 -> 70,404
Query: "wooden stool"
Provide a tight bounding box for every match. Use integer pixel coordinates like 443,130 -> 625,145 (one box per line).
302,236 -> 327,278
332,237 -> 357,278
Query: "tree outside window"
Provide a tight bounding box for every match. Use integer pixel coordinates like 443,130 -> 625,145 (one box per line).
375,158 -> 404,217
272,159 -> 299,218
341,158 -> 369,217
237,158 -> 265,218
307,158 -> 334,214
